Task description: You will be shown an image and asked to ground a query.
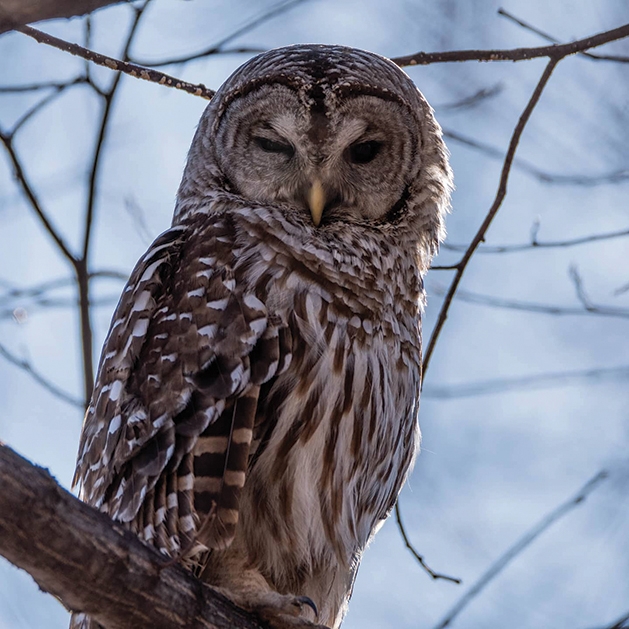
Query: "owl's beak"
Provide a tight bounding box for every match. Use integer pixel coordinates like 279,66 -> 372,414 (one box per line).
307,179 -> 325,227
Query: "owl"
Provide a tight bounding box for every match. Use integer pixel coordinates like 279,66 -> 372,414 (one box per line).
72,44 -> 452,629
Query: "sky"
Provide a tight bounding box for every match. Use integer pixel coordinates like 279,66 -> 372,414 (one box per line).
0,1 -> 628,628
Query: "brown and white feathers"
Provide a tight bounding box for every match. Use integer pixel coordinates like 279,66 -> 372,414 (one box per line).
73,44 -> 452,629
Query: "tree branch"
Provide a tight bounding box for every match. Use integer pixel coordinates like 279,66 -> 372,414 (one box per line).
432,284 -> 629,320
130,0 -> 310,67
18,25 -> 215,99
391,22 -> 629,66
0,0 -> 124,34
422,365 -> 629,399
0,342 -> 82,407
432,470 -> 609,629
497,8 -> 629,63
0,444 -> 266,629
423,57 -> 561,376
442,128 -> 629,186
394,503 -> 461,584
441,225 -> 629,253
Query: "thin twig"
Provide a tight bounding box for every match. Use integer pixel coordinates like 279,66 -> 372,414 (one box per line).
435,84 -> 504,111
423,57 -> 561,376
0,133 -> 76,264
392,23 -> 629,66
0,77 -> 88,93
583,607 -> 629,626
394,503 -> 461,584
433,285 -> 629,320
422,365 -> 629,399
132,0 -> 310,67
9,80 -> 84,136
442,226 -> 629,253
0,342 -> 82,408
498,8 -> 629,63
75,0 -> 149,407
18,25 -> 215,99
443,128 -> 629,186
433,470 -> 609,629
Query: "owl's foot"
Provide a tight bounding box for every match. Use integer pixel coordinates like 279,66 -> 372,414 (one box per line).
216,587 -> 330,629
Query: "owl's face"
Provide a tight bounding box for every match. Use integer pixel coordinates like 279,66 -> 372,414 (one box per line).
176,45 -> 451,255
214,84 -> 419,226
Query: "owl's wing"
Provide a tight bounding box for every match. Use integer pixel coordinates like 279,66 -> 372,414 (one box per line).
74,215 -> 291,553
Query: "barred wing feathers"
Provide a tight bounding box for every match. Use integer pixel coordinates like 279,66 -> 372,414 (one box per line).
74,213 -> 291,553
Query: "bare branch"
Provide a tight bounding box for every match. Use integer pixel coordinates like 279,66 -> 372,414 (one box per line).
75,0 -> 149,407
0,444 -> 267,629
432,284 -> 629,320
392,22 -> 629,66
394,503 -> 461,584
0,132 -> 76,264
422,365 -> 629,399
443,128 -> 629,186
432,471 -> 609,629
18,25 -> 215,99
435,84 -> 504,111
583,609 -> 629,629
0,76 -> 88,93
8,79 -> 84,136
498,8 -> 629,63
423,57 -> 561,376
442,226 -> 629,254
0,342 -> 82,407
131,0 -> 312,67
0,0 -> 124,34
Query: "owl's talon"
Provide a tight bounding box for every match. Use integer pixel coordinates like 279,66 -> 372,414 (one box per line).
295,596 -> 318,618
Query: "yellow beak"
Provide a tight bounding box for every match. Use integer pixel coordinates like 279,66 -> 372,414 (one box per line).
307,179 -> 325,227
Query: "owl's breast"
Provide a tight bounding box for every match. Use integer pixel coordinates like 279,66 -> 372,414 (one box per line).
239,257 -> 422,582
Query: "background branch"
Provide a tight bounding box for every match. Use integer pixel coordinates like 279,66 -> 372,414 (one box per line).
422,57 -> 560,376
0,0 -> 123,34
433,470 -> 609,629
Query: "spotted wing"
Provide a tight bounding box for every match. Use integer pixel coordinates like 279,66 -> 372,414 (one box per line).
74,213 -> 291,553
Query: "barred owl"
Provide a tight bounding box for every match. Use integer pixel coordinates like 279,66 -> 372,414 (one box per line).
72,44 -> 451,629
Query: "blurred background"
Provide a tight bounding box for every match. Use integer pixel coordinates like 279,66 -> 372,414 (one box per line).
0,1 -> 628,627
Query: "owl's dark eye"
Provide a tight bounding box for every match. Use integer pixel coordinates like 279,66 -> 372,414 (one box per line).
254,136 -> 294,156
348,140 -> 382,164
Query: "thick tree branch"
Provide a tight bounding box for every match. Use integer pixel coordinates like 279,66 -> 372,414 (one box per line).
0,444 -> 266,629
0,0 -> 123,34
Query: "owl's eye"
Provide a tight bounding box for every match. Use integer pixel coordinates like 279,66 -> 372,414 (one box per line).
254,136 -> 294,156
348,140 -> 382,164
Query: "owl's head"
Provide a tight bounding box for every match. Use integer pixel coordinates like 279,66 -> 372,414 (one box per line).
176,45 -> 452,257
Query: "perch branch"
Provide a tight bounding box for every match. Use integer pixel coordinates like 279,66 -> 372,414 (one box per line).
0,444 -> 266,629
